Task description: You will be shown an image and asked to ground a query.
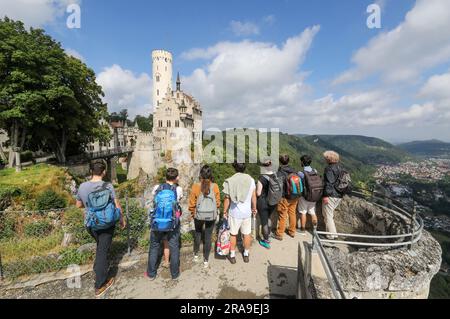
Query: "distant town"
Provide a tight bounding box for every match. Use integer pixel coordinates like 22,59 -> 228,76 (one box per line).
374,158 -> 450,235
374,158 -> 450,182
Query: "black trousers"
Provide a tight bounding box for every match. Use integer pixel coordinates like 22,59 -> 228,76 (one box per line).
257,199 -> 277,241
87,226 -> 115,289
193,219 -> 215,262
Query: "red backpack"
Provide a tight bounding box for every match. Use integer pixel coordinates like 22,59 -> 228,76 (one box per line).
285,173 -> 303,200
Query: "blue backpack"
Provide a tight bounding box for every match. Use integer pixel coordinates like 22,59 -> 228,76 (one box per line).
151,184 -> 180,232
85,183 -> 121,230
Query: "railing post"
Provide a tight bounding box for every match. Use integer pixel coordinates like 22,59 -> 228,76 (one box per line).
409,201 -> 417,250
126,192 -> 131,256
312,225 -> 317,251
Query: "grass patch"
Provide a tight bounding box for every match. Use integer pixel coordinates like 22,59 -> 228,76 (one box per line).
0,231 -> 63,263
0,164 -> 74,209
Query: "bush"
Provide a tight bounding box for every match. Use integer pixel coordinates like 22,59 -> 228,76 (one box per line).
181,231 -> 194,244
0,215 -> 16,240
24,220 -> 52,237
63,207 -> 94,245
0,186 -> 22,210
58,248 -> 94,266
35,189 -> 67,210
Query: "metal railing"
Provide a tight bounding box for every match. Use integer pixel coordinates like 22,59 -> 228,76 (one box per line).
67,146 -> 135,162
310,187 -> 424,299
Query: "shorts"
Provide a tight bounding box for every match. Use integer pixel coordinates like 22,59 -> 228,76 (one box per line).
297,197 -> 317,216
228,216 -> 252,236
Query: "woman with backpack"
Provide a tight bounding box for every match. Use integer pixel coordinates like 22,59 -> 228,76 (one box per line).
256,158 -> 282,249
188,165 -> 221,268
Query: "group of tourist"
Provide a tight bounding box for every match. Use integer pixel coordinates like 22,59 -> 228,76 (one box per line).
76,150 -> 350,298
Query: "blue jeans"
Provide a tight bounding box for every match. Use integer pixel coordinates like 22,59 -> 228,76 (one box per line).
147,225 -> 180,279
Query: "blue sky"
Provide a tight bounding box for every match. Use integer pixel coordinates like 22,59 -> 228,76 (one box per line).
1,0 -> 450,143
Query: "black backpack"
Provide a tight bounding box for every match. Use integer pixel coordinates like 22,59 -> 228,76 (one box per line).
262,173 -> 283,206
303,170 -> 324,202
335,167 -> 353,195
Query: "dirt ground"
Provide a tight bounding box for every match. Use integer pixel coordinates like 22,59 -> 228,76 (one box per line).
0,233 -> 305,299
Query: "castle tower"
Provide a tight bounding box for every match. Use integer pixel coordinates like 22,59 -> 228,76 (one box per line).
152,50 -> 173,108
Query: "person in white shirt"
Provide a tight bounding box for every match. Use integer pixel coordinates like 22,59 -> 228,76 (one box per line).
223,161 -> 257,264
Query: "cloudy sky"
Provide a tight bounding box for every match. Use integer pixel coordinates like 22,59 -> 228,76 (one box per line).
1,0 -> 450,143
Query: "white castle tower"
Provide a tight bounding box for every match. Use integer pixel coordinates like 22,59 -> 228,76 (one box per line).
152,50 -> 173,108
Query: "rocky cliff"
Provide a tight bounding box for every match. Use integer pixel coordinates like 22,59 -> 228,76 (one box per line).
317,196 -> 442,299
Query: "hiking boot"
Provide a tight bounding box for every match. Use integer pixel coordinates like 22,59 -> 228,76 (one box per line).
243,254 -> 250,263
259,239 -> 271,250
228,255 -> 237,264
144,272 -> 157,281
271,234 -> 283,241
95,277 -> 115,298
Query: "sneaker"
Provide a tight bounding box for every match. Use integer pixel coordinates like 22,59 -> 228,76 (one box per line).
203,261 -> 209,268
95,277 -> 115,298
193,255 -> 200,262
228,255 -> 237,264
172,273 -> 181,280
271,234 -> 283,241
299,228 -> 307,236
144,272 -> 157,281
243,254 -> 250,263
259,239 -> 271,250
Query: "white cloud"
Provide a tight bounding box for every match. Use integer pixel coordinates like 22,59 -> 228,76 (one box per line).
65,48 -> 84,61
0,0 -> 81,27
96,65 -> 152,118
182,26 -> 320,128
334,0 -> 450,85
419,70 -> 450,100
229,20 -> 260,37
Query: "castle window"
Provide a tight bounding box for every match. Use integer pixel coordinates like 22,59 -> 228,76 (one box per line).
175,120 -> 179,128
167,120 -> 171,127
156,75 -> 160,82
157,89 -> 159,96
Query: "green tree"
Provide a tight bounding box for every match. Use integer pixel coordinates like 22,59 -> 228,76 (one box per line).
134,114 -> 153,132
0,17 -> 110,165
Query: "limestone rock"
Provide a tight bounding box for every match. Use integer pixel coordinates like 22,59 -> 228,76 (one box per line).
316,196 -> 442,299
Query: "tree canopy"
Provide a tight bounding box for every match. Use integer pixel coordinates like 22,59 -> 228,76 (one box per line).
0,17 -> 111,165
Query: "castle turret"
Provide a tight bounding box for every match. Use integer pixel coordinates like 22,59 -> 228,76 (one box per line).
176,72 -> 181,91
152,50 -> 173,108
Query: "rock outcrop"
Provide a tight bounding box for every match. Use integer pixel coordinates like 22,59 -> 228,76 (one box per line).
317,196 -> 442,299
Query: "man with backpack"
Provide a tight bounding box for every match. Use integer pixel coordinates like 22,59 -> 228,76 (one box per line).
223,161 -> 257,264
322,151 -> 352,240
297,155 -> 323,235
146,168 -> 183,280
273,154 -> 302,240
76,160 -> 126,298
256,158 -> 282,249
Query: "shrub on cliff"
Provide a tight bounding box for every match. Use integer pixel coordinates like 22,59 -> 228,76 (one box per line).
35,189 -> 67,211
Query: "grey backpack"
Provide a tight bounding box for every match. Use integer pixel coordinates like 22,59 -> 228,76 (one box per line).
195,184 -> 217,221
262,173 -> 283,206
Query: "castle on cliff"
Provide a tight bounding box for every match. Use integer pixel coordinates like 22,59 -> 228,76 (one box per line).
151,50 -> 203,153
